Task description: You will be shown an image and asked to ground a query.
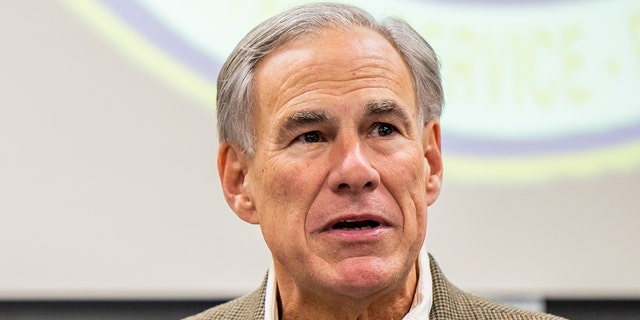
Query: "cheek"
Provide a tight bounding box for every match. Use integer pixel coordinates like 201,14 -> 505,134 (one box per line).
379,151 -> 429,219
254,158 -> 320,227
255,159 -> 324,260
384,150 -> 426,190
268,160 -> 315,199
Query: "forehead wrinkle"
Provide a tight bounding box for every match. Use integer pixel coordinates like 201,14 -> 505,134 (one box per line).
275,57 -> 404,102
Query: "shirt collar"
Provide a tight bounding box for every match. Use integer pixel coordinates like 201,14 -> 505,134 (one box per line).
264,248 -> 432,320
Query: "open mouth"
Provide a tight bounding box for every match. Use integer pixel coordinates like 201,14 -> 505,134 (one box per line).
331,220 -> 381,231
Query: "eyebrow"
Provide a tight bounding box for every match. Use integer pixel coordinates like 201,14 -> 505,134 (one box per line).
364,100 -> 410,128
276,100 -> 411,142
278,110 -> 332,142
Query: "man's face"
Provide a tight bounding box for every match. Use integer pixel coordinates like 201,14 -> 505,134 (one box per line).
220,26 -> 442,298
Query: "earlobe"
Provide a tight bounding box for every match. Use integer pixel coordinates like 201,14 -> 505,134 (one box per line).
217,143 -> 259,224
422,120 -> 443,205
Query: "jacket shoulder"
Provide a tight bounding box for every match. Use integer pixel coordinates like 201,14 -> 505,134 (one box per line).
461,290 -> 565,320
429,254 -> 566,320
182,279 -> 266,320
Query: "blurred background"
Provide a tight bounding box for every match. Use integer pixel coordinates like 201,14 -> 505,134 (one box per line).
1,0 -> 639,319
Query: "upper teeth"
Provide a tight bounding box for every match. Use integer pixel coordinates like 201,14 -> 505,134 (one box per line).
332,219 -> 379,230
343,225 -> 373,230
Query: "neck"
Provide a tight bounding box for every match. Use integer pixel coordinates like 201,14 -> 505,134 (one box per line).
275,263 -> 419,320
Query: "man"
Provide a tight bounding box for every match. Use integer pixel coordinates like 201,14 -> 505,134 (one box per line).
186,3 -> 564,319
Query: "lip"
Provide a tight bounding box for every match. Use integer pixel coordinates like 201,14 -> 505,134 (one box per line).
322,214 -> 390,231
317,214 -> 393,241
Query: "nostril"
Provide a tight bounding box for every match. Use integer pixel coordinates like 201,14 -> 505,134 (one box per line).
336,181 -> 375,192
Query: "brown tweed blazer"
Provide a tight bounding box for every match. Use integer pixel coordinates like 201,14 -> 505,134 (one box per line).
184,255 -> 565,319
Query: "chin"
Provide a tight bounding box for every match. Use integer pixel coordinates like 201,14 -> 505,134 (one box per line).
327,257 -> 406,298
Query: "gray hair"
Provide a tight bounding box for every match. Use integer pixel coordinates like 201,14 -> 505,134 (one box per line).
217,2 -> 443,156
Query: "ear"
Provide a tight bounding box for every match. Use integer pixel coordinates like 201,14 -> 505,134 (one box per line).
217,143 -> 259,224
422,119 -> 443,205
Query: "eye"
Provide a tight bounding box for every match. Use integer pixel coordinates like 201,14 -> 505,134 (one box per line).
295,131 -> 324,143
374,123 -> 396,137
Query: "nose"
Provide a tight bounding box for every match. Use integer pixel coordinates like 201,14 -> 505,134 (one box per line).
327,139 -> 380,194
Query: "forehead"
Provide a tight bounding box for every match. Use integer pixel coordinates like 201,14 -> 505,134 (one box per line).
252,26 -> 417,123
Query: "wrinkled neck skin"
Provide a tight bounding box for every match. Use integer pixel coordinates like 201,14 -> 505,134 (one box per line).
276,262 -> 418,320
